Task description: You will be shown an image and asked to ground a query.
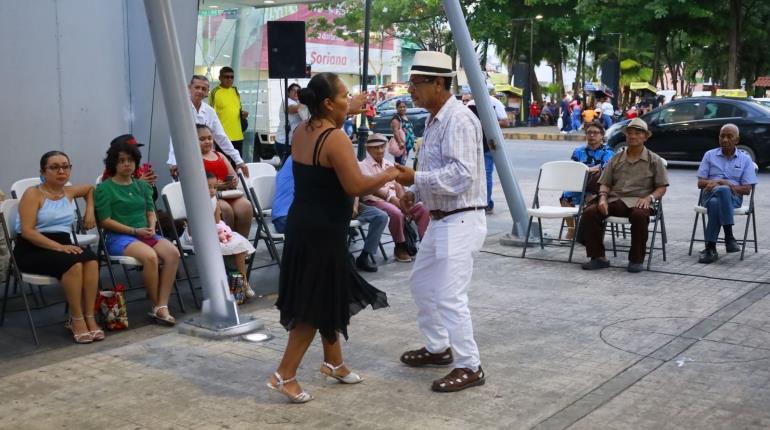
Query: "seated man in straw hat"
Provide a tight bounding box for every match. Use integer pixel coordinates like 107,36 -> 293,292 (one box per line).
580,118 -> 669,273
359,133 -> 430,262
393,50 -> 488,393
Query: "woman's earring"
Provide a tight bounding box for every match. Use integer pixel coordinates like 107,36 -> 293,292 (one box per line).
39,175 -> 46,183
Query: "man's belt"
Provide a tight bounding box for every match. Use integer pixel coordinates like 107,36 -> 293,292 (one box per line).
429,206 -> 485,221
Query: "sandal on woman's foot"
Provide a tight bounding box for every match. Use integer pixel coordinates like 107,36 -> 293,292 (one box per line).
400,347 -> 453,367
148,306 -> 176,326
65,316 -> 93,344
266,372 -> 313,403
320,362 -> 363,384
84,315 -> 105,341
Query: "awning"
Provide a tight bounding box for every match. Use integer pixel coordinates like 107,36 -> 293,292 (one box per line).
584,82 -> 614,98
716,89 -> 748,98
753,76 -> 770,87
630,82 -> 658,93
495,84 -> 523,96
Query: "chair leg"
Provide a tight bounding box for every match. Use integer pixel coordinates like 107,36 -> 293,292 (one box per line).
537,218 -> 545,250
179,252 -> 199,309
752,211 -> 758,253
20,281 -> 39,345
610,224 -> 618,257
0,270 -> 11,326
647,215 -> 660,270
521,217 -> 533,258
660,218 -> 667,262
740,213 -> 752,261
688,213 -> 699,256
558,218 -> 565,240
172,280 -> 186,314
568,217 -> 579,263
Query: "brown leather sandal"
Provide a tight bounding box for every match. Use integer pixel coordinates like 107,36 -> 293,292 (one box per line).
432,367 -> 486,393
400,347 -> 453,367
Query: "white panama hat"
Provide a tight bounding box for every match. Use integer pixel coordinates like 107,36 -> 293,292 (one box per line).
409,51 -> 457,77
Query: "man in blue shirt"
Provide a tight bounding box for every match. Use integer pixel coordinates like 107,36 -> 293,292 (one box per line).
271,156 -> 388,272
696,124 -> 758,264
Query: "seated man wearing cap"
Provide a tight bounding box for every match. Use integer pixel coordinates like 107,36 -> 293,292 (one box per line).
581,118 -> 669,273
695,123 -> 757,264
359,134 -> 430,262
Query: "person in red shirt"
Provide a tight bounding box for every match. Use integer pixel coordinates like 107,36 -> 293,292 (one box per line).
529,101 -> 540,127
625,106 -> 639,119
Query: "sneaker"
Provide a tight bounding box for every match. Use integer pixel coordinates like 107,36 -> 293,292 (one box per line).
725,238 -> 740,253
245,287 -> 256,298
581,258 -> 610,270
698,248 -> 719,264
627,262 -> 644,273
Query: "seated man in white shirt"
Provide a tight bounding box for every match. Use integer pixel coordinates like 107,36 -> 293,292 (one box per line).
167,75 -> 249,178
359,134 -> 430,263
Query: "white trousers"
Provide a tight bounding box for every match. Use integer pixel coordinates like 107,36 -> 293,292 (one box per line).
409,209 -> 486,370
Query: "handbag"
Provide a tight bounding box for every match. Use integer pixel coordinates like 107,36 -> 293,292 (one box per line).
388,128 -> 406,157
403,220 -> 419,256
96,283 -> 128,330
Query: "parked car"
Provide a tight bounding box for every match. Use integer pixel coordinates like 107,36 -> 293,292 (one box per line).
606,97 -> 770,167
369,95 -> 429,138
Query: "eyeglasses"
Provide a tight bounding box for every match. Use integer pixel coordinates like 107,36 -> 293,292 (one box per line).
221,75 -> 234,79
585,131 -> 603,136
407,78 -> 435,88
46,164 -> 72,172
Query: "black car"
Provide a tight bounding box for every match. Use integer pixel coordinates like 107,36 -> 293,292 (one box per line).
369,95 -> 429,138
606,97 -> 770,167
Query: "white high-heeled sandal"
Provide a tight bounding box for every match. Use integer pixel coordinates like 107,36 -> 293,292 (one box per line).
266,372 -> 313,403
321,362 -> 363,384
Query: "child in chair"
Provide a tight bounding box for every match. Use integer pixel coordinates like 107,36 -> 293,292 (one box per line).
206,172 -> 256,300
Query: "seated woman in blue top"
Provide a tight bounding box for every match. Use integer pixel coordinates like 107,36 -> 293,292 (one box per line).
559,120 -> 614,239
14,151 -> 102,344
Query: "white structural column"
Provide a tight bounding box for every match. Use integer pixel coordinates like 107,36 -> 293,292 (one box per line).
143,0 -> 263,336
442,0 -> 531,238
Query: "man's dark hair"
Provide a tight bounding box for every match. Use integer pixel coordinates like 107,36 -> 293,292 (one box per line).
104,142 -> 141,177
39,151 -> 70,172
438,76 -> 452,91
190,75 -> 209,85
219,67 -> 234,76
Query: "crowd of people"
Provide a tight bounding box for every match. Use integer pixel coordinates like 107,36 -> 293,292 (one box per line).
4,49 -> 758,407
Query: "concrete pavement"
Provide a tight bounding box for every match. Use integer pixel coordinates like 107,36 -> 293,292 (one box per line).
1,140 -> 769,429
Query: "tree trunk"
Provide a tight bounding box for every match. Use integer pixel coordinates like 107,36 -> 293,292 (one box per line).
480,38 -> 489,71
555,49 -> 565,97
575,36 -> 583,95
727,0 -> 742,87
531,63 -> 542,105
652,34 -> 664,87
580,37 -> 588,92
507,25 -> 519,83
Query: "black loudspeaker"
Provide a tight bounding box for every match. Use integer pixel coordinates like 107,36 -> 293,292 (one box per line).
513,61 -> 530,101
267,21 -> 306,79
601,59 -> 620,105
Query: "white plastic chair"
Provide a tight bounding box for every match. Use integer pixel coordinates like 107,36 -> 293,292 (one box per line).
688,162 -> 758,260
159,182 -> 200,307
238,162 -> 277,199
246,174 -> 283,272
522,161 -> 589,262
604,158 -> 669,269
0,199 -> 58,345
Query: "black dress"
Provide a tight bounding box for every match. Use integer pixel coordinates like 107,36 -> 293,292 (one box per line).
276,128 -> 388,343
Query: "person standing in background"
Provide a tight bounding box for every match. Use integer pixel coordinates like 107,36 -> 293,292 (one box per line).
209,67 -> 248,159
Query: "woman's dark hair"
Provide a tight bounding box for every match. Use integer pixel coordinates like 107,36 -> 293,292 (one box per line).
584,120 -> 605,134
298,72 -> 341,119
40,151 -> 70,172
205,171 -> 217,180
396,100 -> 407,109
196,123 -> 211,132
104,142 -> 141,177
287,83 -> 301,96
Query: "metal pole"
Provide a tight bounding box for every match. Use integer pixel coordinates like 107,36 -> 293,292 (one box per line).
144,0 -> 263,338
443,0 -> 531,239
529,19 -> 533,103
356,0 -> 372,160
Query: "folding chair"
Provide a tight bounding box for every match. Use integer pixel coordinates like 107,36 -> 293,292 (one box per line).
0,199 -> 60,345
160,182 -> 201,308
604,158 -> 669,270
522,161 -> 589,262
246,174 -> 284,274
688,163 -> 758,260
347,218 -> 388,263
238,162 -> 276,207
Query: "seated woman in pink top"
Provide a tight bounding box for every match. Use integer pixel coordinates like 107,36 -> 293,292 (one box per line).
358,133 -> 429,262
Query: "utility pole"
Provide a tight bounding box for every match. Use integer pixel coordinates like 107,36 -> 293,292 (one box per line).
356,0 -> 372,160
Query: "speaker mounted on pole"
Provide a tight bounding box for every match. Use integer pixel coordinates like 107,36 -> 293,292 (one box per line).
267,21 -> 306,79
